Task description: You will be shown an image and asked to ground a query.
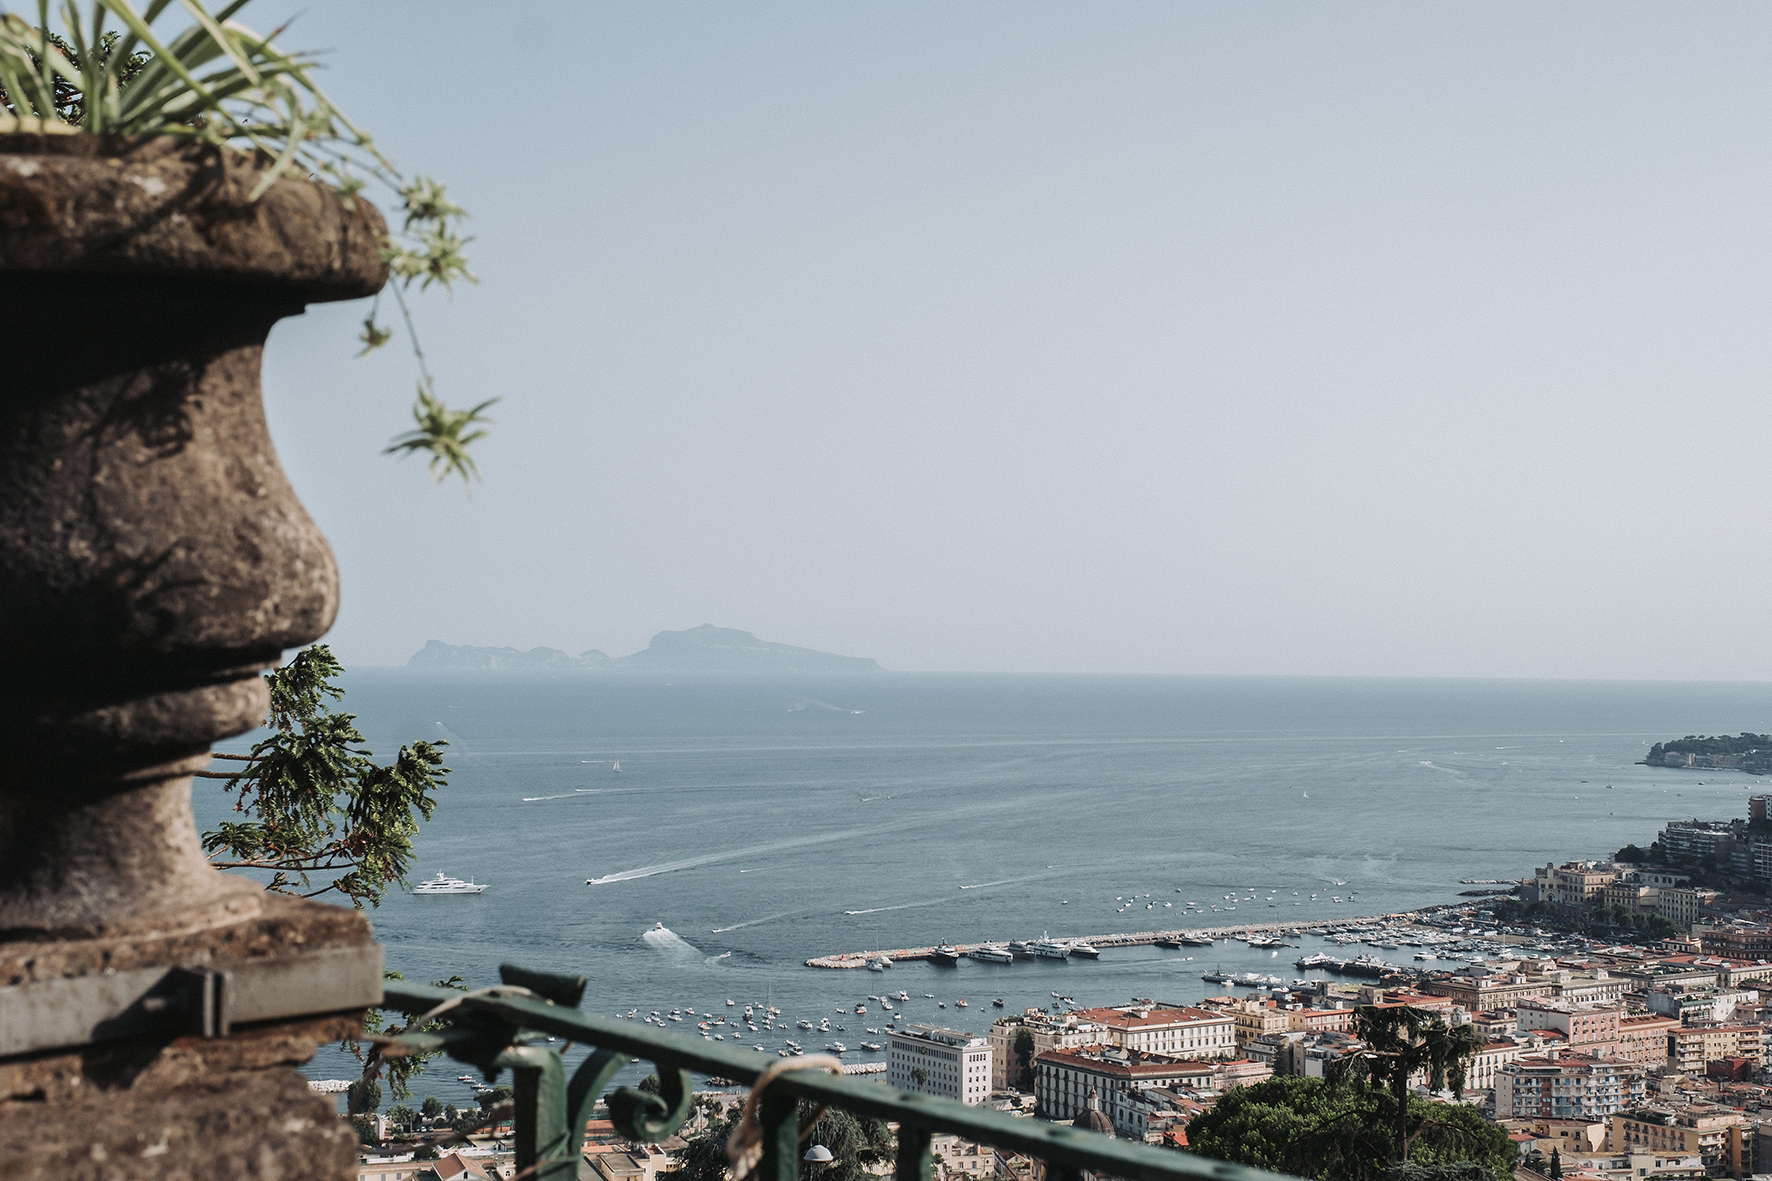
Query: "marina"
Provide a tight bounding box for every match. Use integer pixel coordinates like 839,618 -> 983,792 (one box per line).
803,910 -> 1428,968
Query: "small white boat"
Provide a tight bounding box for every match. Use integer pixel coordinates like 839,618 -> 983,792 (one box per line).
613,761 -> 622,772
414,872 -> 488,895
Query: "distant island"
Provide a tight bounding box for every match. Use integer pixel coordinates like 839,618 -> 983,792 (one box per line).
407,624 -> 882,674
1644,732 -> 1772,774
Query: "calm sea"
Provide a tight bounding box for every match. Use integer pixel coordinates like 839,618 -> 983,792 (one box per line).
202,671 -> 1772,1104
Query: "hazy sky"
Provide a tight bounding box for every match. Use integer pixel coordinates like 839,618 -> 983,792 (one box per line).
261,3 -> 1772,677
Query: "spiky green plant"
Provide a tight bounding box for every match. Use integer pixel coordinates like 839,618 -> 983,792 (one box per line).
0,0 -> 488,486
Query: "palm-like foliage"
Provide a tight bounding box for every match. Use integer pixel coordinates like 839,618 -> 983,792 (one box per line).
0,0 -> 490,484
385,384 -> 498,490
1330,1005 -> 1485,1164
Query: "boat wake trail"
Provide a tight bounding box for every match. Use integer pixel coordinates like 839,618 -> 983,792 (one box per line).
521,793 -> 582,802
642,925 -> 699,955
711,911 -> 799,933
589,795 -> 1044,887
958,877 -> 1031,890
844,898 -> 949,915
787,698 -> 864,715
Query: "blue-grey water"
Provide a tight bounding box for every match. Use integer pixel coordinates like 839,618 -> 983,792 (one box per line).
201,672 -> 1772,1107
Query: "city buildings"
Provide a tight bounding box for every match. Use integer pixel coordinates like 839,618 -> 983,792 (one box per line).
1494,1054 -> 1647,1120
1065,1004 -> 1236,1059
889,1024 -> 994,1106
1032,1045 -> 1268,1139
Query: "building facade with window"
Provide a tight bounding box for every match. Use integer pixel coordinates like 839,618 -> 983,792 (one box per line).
889,1024 -> 993,1106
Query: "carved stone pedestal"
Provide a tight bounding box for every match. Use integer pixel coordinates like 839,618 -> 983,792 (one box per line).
0,898 -> 376,1181
0,136 -> 391,1179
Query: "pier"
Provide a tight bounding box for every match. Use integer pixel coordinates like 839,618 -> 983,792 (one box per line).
803,910 -> 1428,968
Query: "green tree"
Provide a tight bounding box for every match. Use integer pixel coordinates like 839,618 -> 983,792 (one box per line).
673,1102 -> 891,1181
798,1105 -> 894,1181
673,1112 -> 741,1181
415,1143 -> 441,1161
1549,1148 -> 1562,1180
347,1077 -> 382,1115
1013,1028 -> 1036,1087
1331,1006 -> 1483,1164
387,1104 -> 417,1132
201,645 -> 450,907
421,1095 -> 444,1121
1186,1076 -> 1513,1181
350,1114 -> 379,1144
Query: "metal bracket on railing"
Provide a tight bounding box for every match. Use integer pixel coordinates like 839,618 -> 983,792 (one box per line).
380,963 -> 697,1181
0,943 -> 384,1057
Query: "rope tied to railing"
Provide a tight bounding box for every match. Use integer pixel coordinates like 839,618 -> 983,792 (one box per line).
727,1054 -> 845,1181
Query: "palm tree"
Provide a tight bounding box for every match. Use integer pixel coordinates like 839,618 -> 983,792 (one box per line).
1329,1005 -> 1484,1163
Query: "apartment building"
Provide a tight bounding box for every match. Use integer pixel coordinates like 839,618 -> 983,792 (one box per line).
1668,1025 -> 1762,1073
890,1024 -> 993,1106
1534,862 -> 1621,907
1494,1055 -> 1646,1120
1067,1004 -> 1236,1060
1615,1014 -> 1677,1068
1466,1040 -> 1529,1094
1515,1000 -> 1621,1058
1423,969 -> 1553,1010
1608,1109 -> 1752,1174
1223,998 -> 1292,1047
987,1011 -> 1107,1091
1033,1047 -> 1267,1137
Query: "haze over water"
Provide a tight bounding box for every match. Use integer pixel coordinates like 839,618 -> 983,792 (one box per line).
228,671 -> 1772,1096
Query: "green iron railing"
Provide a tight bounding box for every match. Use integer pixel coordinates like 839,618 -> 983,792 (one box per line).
379,964 -> 1301,1181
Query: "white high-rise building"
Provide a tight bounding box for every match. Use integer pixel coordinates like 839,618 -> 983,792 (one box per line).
888,1024 -> 993,1105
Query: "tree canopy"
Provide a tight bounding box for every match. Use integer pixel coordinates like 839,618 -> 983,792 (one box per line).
201,644 -> 449,907
1186,1076 -> 1514,1181
671,1102 -> 893,1181
1650,734 -> 1772,759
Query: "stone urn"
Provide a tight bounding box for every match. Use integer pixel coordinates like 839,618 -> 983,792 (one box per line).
0,135 -> 389,1179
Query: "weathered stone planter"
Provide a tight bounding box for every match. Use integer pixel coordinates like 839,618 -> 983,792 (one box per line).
0,135 -> 390,1180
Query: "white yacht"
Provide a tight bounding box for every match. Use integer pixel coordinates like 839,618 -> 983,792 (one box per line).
1029,935 -> 1070,960
968,945 -> 1014,964
413,872 -> 487,895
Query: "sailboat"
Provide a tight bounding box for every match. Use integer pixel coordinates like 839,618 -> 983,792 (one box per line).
613,761 -> 621,772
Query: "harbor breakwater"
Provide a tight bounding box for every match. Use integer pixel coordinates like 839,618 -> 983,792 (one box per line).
804,910 -> 1428,968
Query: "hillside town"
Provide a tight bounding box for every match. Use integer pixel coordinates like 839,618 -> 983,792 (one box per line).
344,795 -> 1772,1181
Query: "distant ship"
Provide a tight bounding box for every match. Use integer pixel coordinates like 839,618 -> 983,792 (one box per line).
1029,936 -> 1070,960
413,872 -> 488,895
929,944 -> 962,966
1068,942 -> 1101,959
613,761 -> 621,772
968,945 -> 1014,964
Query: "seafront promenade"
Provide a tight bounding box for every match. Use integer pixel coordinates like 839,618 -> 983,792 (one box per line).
803,910 -> 1428,968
